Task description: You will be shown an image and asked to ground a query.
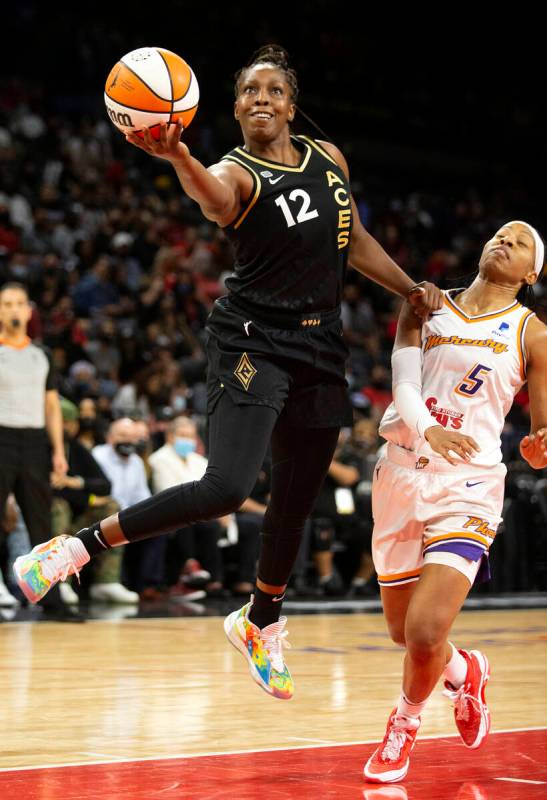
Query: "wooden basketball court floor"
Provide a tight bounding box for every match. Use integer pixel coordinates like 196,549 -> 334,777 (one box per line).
0,607 -> 545,798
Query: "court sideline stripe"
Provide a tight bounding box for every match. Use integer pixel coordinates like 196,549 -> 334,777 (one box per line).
0,726 -> 545,773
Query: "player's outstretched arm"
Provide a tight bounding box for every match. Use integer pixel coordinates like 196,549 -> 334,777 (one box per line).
126,120 -> 241,226
520,318 -> 547,469
317,140 -> 442,318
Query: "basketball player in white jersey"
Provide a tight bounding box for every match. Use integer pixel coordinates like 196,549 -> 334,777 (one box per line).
364,221 -> 547,783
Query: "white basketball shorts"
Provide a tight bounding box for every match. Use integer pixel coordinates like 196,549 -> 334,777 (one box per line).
372,443 -> 506,587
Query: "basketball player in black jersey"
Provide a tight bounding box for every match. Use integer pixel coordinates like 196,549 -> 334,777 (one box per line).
15,45 -> 442,700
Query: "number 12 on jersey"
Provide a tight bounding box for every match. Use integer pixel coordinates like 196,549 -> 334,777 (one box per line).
275,190 -> 319,228
455,363 -> 492,397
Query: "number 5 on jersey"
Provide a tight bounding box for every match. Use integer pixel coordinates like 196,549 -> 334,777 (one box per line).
275,190 -> 319,228
455,363 -> 492,397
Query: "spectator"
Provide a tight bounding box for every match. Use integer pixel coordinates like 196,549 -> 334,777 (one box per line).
148,415 -> 225,598
310,427 -> 376,596
0,495 -> 21,607
92,418 -> 166,599
77,396 -> 106,450
71,255 -> 119,317
52,397 -> 138,604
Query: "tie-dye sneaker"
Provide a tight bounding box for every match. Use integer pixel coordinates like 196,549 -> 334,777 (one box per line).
13,536 -> 90,604
223,601 -> 294,700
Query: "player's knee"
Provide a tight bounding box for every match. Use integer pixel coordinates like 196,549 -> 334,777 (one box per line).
405,620 -> 446,659
210,480 -> 249,516
221,486 -> 249,514
196,470 -> 252,518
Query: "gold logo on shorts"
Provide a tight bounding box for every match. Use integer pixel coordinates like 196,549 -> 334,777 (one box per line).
415,456 -> 429,470
234,352 -> 257,391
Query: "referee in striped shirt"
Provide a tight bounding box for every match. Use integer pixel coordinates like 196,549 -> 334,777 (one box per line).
0,282 -> 79,619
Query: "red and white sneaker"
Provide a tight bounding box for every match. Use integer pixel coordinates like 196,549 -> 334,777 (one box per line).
181,558 -> 211,589
443,649 -> 490,749
363,709 -> 420,783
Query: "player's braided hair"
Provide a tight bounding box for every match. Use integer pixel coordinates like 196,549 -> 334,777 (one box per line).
234,44 -> 332,141
234,44 -> 299,102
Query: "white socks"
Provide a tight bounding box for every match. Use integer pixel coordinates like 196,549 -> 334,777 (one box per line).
396,692 -> 428,720
396,643 -> 468,723
443,643 -> 468,689
66,536 -> 91,569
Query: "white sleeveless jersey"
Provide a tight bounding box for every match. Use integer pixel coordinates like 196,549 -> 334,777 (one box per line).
379,290 -> 536,466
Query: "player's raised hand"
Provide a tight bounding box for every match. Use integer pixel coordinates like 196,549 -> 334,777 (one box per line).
408,281 -> 443,319
424,426 -> 481,466
126,120 -> 190,164
520,428 -> 547,469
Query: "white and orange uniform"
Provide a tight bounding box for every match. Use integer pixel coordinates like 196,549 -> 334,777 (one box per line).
372,289 -> 535,587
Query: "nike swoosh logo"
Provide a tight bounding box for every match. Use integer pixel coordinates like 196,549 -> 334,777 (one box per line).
465,481 -> 485,488
94,530 -> 108,549
430,312 -> 446,317
269,175 -> 285,185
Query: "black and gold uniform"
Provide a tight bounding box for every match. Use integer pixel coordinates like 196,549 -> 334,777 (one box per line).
223,135 -> 351,313
206,136 -> 353,427
120,137 -> 354,594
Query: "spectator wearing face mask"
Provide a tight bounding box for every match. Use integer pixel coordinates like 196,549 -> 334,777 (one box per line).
132,418 -> 153,481
52,398 -> 138,605
77,397 -> 106,450
92,418 -> 166,599
148,415 -> 225,598
92,418 -> 148,508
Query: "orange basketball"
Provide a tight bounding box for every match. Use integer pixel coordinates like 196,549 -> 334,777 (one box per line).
104,47 -> 199,139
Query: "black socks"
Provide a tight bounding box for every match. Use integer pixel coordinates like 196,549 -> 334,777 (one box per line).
249,585 -> 285,629
75,523 -> 111,559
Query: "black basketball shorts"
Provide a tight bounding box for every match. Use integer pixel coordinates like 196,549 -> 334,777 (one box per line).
205,297 -> 353,429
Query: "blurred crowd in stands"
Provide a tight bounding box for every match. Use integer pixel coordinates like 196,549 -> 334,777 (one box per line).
0,74 -> 545,611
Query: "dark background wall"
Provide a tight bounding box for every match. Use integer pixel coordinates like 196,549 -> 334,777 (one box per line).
3,2 -> 544,205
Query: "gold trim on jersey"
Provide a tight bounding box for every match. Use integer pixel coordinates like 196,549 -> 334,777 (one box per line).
444,292 -> 521,323
299,136 -> 338,166
425,530 -> 493,549
222,155 -> 262,229
516,309 -> 535,381
231,141 -> 312,172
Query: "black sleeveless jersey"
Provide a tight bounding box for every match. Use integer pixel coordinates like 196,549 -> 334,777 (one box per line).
221,135 -> 353,315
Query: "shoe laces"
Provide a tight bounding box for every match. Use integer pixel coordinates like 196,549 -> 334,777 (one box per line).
41,537 -> 83,586
380,716 -> 418,763
259,617 -> 291,673
443,684 -> 482,722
